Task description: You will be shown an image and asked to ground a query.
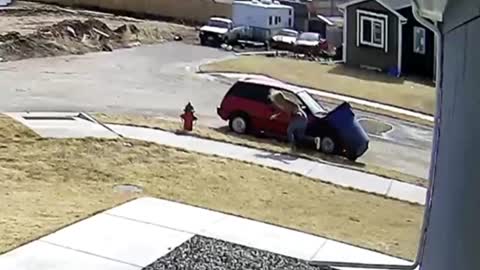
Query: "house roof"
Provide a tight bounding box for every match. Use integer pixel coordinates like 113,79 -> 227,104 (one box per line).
338,0 -> 410,21
233,0 -> 292,9
316,14 -> 335,26
384,0 -> 412,10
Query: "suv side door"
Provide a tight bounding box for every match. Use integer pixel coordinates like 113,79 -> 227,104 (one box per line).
268,89 -> 314,137
229,82 -> 273,133
267,88 -> 295,136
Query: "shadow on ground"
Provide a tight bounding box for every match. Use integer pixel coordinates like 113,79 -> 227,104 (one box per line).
213,126 -> 369,169
358,118 -> 393,136
254,152 -> 299,164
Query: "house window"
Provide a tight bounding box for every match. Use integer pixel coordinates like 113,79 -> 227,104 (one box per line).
414,26 -> 426,54
356,10 -> 388,52
360,16 -> 385,49
372,21 -> 383,44
269,16 -> 273,25
288,18 -> 292,27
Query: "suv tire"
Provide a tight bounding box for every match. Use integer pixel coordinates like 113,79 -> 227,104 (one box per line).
320,136 -> 336,154
346,152 -> 358,162
229,114 -> 249,134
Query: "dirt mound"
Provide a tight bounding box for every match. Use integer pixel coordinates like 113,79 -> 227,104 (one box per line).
0,19 -> 170,62
0,31 -> 67,61
37,19 -> 124,44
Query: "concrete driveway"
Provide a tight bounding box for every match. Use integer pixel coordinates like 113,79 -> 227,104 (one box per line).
0,42 -> 231,122
0,42 -> 431,179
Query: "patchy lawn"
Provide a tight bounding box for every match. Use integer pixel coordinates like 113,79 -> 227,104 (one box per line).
0,114 -> 423,260
94,113 -> 427,187
200,56 -> 435,115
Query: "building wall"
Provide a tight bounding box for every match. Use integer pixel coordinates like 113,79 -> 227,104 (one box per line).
398,7 -> 435,78
326,25 -> 343,48
32,0 -> 232,24
279,0 -> 309,32
420,3 -> 480,270
311,0 -> 349,16
232,2 -> 292,29
345,0 -> 399,72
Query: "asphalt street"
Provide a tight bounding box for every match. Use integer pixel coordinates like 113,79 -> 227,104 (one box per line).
0,42 -> 432,179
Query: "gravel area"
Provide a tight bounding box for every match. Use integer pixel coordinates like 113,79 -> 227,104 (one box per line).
143,235 -> 330,270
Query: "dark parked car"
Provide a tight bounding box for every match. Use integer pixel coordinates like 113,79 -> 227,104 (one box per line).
217,77 -> 369,161
294,32 -> 328,56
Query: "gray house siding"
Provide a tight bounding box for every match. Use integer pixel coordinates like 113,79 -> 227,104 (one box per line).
345,0 -> 399,72
421,2 -> 480,270
279,0 -> 309,32
440,0 -> 479,33
398,6 -> 435,78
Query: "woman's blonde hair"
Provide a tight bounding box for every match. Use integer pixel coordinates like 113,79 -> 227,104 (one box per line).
269,89 -> 299,113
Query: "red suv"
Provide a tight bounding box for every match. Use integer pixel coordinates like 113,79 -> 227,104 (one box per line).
217,77 -> 369,161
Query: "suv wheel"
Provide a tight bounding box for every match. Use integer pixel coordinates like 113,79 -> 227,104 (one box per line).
320,136 -> 336,154
346,153 -> 357,162
229,115 -> 249,134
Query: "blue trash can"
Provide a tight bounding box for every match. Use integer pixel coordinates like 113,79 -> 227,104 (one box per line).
325,102 -> 369,160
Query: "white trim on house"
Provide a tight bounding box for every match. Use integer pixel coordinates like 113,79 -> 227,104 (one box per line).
356,9 -> 389,52
342,8 -> 347,63
397,20 -> 403,76
338,0 -> 407,21
433,22 -> 437,79
360,16 -> 385,48
413,26 -> 427,54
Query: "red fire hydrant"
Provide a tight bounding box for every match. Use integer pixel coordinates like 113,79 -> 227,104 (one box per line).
180,102 -> 197,131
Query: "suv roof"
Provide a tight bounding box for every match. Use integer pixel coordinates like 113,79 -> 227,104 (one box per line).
237,77 -> 305,94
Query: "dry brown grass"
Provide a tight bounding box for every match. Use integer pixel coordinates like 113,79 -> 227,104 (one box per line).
200,56 -> 436,115
0,114 -> 423,260
95,113 -> 427,187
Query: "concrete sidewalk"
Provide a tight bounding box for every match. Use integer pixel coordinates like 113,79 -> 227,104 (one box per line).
4,112 -> 427,204
0,197 -> 416,270
108,124 -> 427,205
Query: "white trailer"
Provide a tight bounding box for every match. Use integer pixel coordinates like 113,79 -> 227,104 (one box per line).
232,0 -> 294,42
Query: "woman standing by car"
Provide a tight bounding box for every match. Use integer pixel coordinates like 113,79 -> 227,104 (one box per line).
269,90 -> 321,152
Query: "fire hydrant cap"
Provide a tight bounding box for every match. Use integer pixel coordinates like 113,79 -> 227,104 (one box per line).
184,102 -> 195,113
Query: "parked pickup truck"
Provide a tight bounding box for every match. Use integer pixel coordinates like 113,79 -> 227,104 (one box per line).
199,17 -> 245,46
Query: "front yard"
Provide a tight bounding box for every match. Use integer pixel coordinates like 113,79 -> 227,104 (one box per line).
0,114 -> 423,260
95,113 -> 427,187
200,56 -> 435,115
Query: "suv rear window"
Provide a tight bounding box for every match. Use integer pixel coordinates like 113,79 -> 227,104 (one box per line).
227,82 -> 271,104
